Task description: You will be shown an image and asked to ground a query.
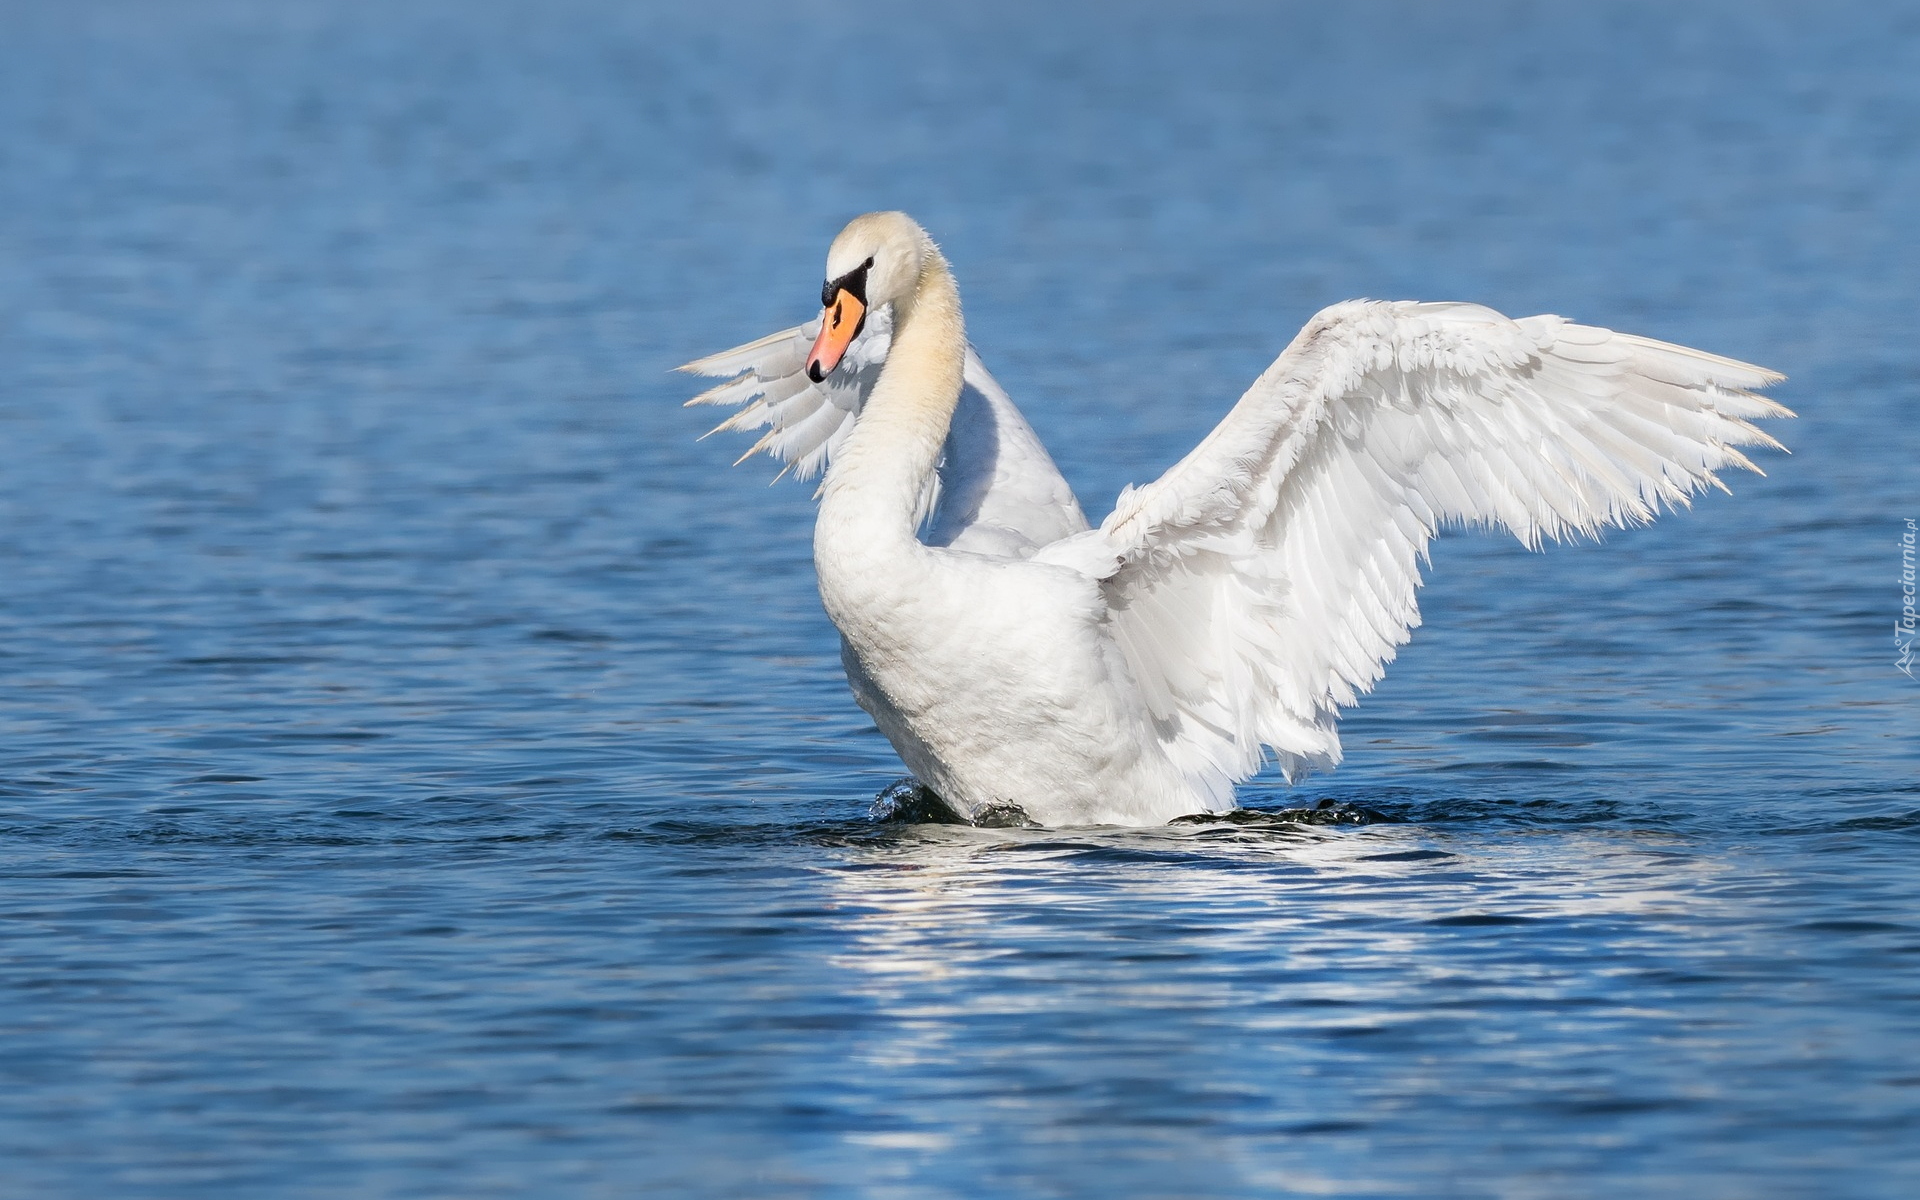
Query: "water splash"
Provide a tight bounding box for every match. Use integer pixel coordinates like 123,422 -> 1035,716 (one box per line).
868,779 -> 1038,827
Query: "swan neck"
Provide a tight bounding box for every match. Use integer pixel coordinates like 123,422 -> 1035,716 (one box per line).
820,251 -> 965,542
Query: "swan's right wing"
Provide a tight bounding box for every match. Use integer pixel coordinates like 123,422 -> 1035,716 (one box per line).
681,309 -> 1087,555
1084,300 -> 1791,807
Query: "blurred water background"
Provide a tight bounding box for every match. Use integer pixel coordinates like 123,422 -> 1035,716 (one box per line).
0,0 -> 1916,1195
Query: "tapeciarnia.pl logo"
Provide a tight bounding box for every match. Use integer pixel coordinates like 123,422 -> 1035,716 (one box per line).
1899,518 -> 1917,678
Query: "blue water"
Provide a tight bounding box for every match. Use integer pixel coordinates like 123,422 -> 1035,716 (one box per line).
1,1 -> 1916,1195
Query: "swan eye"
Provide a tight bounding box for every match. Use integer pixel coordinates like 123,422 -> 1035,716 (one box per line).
820,256 -> 875,309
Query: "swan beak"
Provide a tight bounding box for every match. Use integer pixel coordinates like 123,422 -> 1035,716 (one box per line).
805,292 -> 866,382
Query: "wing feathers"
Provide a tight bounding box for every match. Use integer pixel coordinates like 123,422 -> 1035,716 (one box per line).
1096,299 -> 1790,793
682,309 -> 1087,553
676,323 -> 812,379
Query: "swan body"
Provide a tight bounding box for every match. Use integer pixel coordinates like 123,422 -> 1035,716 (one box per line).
681,212 -> 1791,827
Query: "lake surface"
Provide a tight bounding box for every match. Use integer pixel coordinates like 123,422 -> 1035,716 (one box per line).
1,1 -> 1916,1195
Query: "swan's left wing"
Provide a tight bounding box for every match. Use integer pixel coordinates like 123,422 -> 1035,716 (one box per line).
1080,300 -> 1791,806
680,311 -> 1087,554
679,306 -> 893,484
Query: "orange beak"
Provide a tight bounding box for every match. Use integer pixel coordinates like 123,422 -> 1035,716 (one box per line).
805,290 -> 867,382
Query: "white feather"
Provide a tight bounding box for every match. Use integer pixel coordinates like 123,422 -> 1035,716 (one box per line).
679,304 -> 1087,551
1093,300 -> 1789,797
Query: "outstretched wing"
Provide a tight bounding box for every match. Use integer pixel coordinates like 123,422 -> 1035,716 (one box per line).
1089,300 -> 1791,806
680,306 -> 893,485
680,309 -> 1087,555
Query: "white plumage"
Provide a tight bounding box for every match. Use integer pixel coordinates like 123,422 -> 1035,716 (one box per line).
682,213 -> 1790,827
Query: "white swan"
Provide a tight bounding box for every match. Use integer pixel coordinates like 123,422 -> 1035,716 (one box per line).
680,212 -> 1790,827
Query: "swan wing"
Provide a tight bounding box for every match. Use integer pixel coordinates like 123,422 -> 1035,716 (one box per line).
679,307 -> 892,485
925,351 -> 1090,555
681,311 -> 1087,554
1091,299 -> 1791,805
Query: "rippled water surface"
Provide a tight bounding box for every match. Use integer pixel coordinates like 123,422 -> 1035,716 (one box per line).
2,1 -> 1917,1195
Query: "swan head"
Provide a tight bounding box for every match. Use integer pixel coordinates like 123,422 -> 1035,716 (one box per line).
806,211 -> 933,382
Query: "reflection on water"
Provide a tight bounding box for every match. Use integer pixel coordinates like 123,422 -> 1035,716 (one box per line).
811,814 -> 1791,1191
0,0 -> 1916,1196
